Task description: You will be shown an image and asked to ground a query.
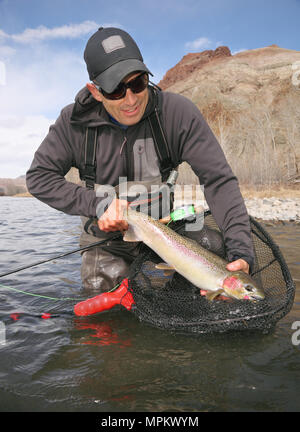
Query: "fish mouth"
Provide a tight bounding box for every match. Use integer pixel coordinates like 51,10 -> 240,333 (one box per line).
247,291 -> 265,301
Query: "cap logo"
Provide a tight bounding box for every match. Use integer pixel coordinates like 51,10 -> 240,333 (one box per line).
102,35 -> 126,54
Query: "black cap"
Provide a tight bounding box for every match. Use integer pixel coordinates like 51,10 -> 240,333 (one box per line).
84,27 -> 152,93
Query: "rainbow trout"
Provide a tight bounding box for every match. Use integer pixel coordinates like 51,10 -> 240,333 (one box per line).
124,208 -> 264,301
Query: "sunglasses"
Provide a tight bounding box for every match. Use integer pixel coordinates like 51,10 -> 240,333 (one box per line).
94,72 -> 149,100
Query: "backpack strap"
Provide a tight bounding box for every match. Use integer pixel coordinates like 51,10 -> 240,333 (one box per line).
148,89 -> 174,182
80,127 -> 98,189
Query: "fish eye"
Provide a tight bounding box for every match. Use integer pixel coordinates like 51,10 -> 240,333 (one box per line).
245,285 -> 254,292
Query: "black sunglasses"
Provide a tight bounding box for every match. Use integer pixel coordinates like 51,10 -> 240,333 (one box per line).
94,72 -> 149,100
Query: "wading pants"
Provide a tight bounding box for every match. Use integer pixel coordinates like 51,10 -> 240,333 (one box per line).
80,222 -> 142,293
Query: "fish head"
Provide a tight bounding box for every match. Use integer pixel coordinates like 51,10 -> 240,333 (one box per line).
222,272 -> 265,301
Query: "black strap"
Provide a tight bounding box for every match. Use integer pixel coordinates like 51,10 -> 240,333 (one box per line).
81,127 -> 98,189
148,92 -> 174,182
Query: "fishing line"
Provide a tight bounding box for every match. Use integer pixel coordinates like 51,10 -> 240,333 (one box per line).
0,233 -> 122,279
0,282 -> 80,302
0,280 -> 122,302
0,209 -> 187,280
0,280 -> 123,322
0,214 -> 187,320
0,281 -> 77,322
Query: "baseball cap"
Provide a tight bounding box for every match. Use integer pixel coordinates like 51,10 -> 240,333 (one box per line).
84,27 -> 153,93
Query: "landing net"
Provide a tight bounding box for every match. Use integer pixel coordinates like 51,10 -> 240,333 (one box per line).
128,211 -> 295,333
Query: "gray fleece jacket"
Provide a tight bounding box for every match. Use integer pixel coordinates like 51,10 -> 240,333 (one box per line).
26,86 -> 254,266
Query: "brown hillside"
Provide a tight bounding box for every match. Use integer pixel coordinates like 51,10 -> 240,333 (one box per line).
159,45 -> 300,186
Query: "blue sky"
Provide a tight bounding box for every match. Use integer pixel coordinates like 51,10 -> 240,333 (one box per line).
0,0 -> 299,178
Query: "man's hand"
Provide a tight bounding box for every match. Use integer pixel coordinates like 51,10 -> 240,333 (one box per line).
226,258 -> 249,274
97,199 -> 129,232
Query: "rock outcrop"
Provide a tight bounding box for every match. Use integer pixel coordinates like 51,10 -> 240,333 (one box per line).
159,46 -> 232,90
159,45 -> 300,186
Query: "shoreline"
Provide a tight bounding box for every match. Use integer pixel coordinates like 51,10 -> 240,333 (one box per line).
240,185 -> 300,223
197,196 -> 300,224
194,197 -> 300,224
178,184 -> 300,224
244,197 -> 300,224
2,186 -> 300,223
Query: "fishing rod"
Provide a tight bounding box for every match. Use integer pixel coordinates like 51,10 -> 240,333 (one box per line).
0,230 -> 134,320
0,207 -> 194,320
0,233 -> 122,279
0,206 -> 192,279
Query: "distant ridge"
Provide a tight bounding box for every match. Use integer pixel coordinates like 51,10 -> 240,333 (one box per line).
158,45 -> 300,185
0,176 -> 27,196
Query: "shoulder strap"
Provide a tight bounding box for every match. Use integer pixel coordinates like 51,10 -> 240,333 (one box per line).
148,89 -> 174,182
80,127 -> 98,189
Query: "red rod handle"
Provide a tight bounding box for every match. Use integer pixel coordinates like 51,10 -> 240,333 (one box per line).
74,279 -> 134,316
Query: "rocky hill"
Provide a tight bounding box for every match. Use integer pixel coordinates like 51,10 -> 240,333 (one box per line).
159,45 -> 300,186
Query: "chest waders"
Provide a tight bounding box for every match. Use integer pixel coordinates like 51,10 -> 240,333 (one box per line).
79,88 -> 178,293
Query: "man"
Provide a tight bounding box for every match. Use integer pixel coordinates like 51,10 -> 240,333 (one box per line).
26,27 -> 254,293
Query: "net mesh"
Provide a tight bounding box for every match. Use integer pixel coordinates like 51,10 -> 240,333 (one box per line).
127,211 -> 295,333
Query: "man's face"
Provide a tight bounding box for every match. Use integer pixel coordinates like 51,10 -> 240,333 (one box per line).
89,72 -> 149,126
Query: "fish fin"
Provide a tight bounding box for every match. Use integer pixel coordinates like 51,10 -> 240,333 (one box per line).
155,263 -> 175,270
163,270 -> 175,276
123,225 -> 141,242
155,263 -> 175,277
206,289 -> 224,301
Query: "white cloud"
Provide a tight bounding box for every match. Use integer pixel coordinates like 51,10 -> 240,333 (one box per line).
12,21 -> 99,43
0,49 -> 86,117
1,21 -> 123,44
0,49 -> 86,177
0,29 -> 7,38
0,115 -> 54,178
0,45 -> 16,58
185,37 -> 213,51
0,20 -> 121,178
0,21 -> 99,44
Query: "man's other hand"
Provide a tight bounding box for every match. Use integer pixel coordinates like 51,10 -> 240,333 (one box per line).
226,258 -> 249,274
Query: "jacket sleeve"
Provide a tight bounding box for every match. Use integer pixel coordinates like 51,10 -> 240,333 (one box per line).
26,106 -> 101,217
163,93 -> 254,267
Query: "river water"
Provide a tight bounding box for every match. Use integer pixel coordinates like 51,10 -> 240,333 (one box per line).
0,197 -> 299,412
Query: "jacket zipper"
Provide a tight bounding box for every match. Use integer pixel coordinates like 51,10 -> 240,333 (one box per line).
137,144 -> 144,181
122,131 -> 134,182
120,136 -> 127,155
